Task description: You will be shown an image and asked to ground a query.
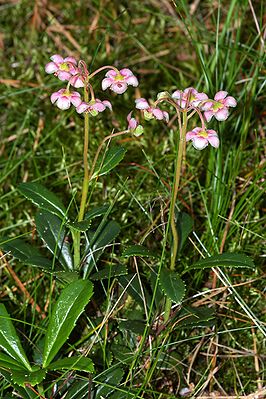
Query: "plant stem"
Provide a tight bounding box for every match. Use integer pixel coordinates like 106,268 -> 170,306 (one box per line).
164,111 -> 187,321
73,86 -> 90,269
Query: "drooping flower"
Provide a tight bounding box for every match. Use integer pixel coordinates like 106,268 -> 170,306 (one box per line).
69,74 -> 85,88
202,91 -> 237,122
127,112 -> 143,136
186,127 -> 219,150
76,99 -> 112,116
50,89 -> 82,110
135,98 -> 169,122
172,87 -> 208,109
45,55 -> 78,81
102,68 -> 138,94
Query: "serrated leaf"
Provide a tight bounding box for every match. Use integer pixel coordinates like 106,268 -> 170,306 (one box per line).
69,204 -> 110,232
91,146 -> 127,179
53,271 -> 79,284
119,274 -> 151,308
42,280 -> 93,367
177,306 -> 216,328
0,369 -> 36,399
47,356 -> 94,372
90,264 -> 127,281
35,210 -> 73,271
95,367 -> 124,399
11,368 -> 46,387
122,245 -> 158,258
111,344 -> 134,365
119,320 -> 145,335
0,353 -> 26,371
0,304 -> 32,371
83,221 -> 120,277
18,182 -> 67,219
187,253 -> 255,272
0,238 -> 53,270
159,270 -> 186,304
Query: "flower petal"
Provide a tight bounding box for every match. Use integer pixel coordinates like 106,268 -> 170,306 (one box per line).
163,111 -> 169,123
111,81 -> 128,94
172,90 -> 182,99
215,108 -> 229,121
208,134 -> 220,148
105,69 -> 117,78
224,96 -> 237,107
64,56 -> 77,65
93,101 -> 106,112
135,98 -> 149,110
50,91 -> 60,103
192,137 -> 208,150
102,77 -> 113,90
152,108 -> 164,120
214,91 -> 228,101
50,54 -> 64,63
204,110 -> 214,122
45,62 -> 58,74
70,75 -> 84,88
186,131 -> 197,141
70,94 -> 82,107
57,71 -> 71,81
56,97 -> 71,110
125,75 -> 139,87
76,102 -> 89,114
102,100 -> 112,111
120,68 -> 133,77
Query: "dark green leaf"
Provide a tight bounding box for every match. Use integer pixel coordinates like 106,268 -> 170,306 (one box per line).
0,370 -> 37,399
0,304 -> 32,371
11,368 -> 46,387
111,344 -> 134,365
69,205 -> 110,232
119,320 -> 146,335
119,274 -> 151,308
47,356 -> 94,372
122,245 -> 159,258
0,238 -> 53,270
177,306 -> 216,328
186,253 -> 255,272
18,182 -> 67,219
175,211 -> 193,254
83,221 -> 120,277
0,353 -> 26,371
53,271 -> 79,284
90,264 -> 127,281
42,280 -> 93,367
64,380 -> 91,399
35,210 -> 73,271
159,270 -> 186,303
91,146 -> 127,179
94,367 -> 124,399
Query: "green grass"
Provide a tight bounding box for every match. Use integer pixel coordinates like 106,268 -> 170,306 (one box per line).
0,0 -> 265,398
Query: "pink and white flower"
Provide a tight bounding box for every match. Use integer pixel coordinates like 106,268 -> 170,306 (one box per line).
45,55 -> 78,81
102,68 -> 138,94
202,91 -> 237,122
50,89 -> 82,110
172,87 -> 208,108
186,127 -> 219,150
127,112 -> 143,136
69,74 -> 85,88
76,99 -> 112,116
135,98 -> 169,122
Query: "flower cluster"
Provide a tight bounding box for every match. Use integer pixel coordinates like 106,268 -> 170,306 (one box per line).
45,54 -> 139,116
131,87 -> 236,150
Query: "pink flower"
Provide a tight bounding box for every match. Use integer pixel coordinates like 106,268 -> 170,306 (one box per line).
69,74 -> 85,88
76,99 -> 112,116
135,98 -> 169,122
127,112 -> 143,136
186,127 -> 219,150
102,68 -> 138,94
50,89 -> 82,110
202,91 -> 237,122
45,55 -> 77,81
172,87 -> 208,108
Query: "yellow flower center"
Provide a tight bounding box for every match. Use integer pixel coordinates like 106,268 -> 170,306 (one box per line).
213,101 -> 223,111
59,62 -> 70,71
199,130 -> 208,138
115,73 -> 124,81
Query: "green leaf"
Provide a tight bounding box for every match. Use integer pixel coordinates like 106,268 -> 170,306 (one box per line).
119,274 -> 151,308
18,182 -> 67,219
69,205 -> 110,232
53,271 -> 79,284
11,368 -> 46,387
91,146 -> 127,179
159,270 -> 186,304
122,245 -> 159,258
0,238 -> 53,270
95,366 -> 124,399
0,304 -> 32,371
0,353 -> 26,371
90,264 -> 127,281
119,320 -> 145,335
47,356 -> 94,372
64,380 -> 91,399
35,210 -> 73,271
0,369 -> 37,399
83,221 -> 120,277
111,344 -> 134,365
175,211 -> 193,254
42,280 -> 93,367
177,306 -> 216,328
186,253 -> 255,272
